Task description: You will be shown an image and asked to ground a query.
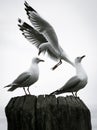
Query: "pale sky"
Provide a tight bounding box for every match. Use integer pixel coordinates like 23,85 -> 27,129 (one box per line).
0,0 -> 97,129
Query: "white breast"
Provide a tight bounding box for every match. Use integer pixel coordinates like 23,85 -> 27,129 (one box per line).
76,63 -> 88,81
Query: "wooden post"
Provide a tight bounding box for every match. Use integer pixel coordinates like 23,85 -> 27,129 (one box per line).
5,95 -> 92,130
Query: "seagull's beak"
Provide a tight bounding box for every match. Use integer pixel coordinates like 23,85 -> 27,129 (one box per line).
81,55 -> 86,60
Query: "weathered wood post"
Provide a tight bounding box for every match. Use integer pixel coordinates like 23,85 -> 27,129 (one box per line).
5,95 -> 92,130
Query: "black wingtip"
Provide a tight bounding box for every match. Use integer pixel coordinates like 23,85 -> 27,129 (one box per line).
18,18 -> 25,26
18,18 -> 22,23
24,1 -> 29,8
24,1 -> 37,13
24,1 -> 27,5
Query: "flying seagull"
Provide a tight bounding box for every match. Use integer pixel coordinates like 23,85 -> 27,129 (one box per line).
4,57 -> 44,95
18,1 -> 75,70
50,55 -> 88,97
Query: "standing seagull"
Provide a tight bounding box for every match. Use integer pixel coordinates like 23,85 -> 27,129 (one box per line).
18,1 -> 75,70
50,55 -> 88,97
4,57 -> 44,95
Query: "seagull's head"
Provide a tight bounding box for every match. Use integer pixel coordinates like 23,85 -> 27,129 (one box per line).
75,55 -> 86,64
32,57 -> 45,64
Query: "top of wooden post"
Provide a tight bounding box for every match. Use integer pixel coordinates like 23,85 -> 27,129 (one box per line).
5,95 -> 92,130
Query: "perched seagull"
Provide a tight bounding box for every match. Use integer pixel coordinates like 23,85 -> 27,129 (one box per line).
18,1 -> 75,70
4,57 -> 44,95
50,55 -> 88,97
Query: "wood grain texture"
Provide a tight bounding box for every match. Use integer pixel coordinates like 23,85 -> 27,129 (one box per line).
5,95 -> 92,130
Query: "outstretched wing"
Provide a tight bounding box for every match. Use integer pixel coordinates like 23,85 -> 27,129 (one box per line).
18,19 -> 59,60
18,19 -> 48,48
24,1 -> 59,50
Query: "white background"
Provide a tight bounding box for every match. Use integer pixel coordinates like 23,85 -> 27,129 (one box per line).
0,0 -> 97,129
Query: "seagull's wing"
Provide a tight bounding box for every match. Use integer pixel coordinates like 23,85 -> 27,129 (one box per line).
13,72 -> 31,86
5,72 -> 32,91
59,76 -> 80,92
18,19 -> 48,48
18,19 -> 59,60
24,1 -> 59,50
50,76 -> 80,95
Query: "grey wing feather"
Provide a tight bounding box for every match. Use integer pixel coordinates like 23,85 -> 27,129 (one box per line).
13,72 -> 31,85
18,19 -> 58,60
50,76 -> 80,95
18,19 -> 48,48
59,76 -> 81,92
24,1 -> 52,32
24,1 -> 59,49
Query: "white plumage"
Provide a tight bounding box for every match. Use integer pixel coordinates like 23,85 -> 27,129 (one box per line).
4,57 -> 44,95
18,1 -> 75,70
50,55 -> 88,96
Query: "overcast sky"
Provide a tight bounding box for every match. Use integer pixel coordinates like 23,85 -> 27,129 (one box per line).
0,0 -> 97,129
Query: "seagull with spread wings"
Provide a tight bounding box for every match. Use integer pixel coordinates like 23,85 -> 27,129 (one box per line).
18,1 -> 75,70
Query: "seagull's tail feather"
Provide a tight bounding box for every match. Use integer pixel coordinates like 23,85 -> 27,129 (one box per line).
4,84 -> 18,91
8,85 -> 18,91
50,90 -> 61,95
61,51 -> 75,67
68,61 -> 75,67
4,84 -> 11,88
63,57 -> 75,67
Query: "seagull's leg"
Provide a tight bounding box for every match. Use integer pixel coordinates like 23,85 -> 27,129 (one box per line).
72,92 -> 75,97
52,59 -> 62,70
27,87 -> 31,95
23,87 -> 27,95
75,92 -> 77,97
